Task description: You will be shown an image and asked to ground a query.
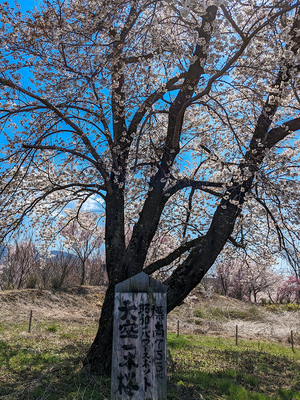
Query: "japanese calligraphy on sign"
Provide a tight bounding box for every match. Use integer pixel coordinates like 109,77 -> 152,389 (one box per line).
111,272 -> 167,400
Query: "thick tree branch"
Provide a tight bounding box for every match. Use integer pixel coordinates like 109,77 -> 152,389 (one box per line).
266,117 -> 300,148
143,232 -> 244,276
167,178 -> 224,197
165,7 -> 300,312
119,6 -> 219,278
144,236 -> 203,275
161,6 -> 218,164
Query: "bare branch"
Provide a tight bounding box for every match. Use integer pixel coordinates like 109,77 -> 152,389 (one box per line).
255,196 -> 283,249
228,236 -> 245,249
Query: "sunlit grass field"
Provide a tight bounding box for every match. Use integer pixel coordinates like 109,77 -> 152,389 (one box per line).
0,316 -> 299,400
167,334 -> 300,400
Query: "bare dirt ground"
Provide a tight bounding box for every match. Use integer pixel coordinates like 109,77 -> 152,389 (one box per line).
0,286 -> 299,346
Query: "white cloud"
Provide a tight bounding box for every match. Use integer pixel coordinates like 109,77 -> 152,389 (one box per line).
81,195 -> 104,212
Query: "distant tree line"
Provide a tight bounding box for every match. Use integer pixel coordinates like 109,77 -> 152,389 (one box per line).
0,211 -> 177,290
1,231 -> 299,305
0,212 -> 107,290
207,258 -> 300,304
0,237 -> 107,290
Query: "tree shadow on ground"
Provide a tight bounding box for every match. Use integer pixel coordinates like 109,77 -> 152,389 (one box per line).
0,341 -> 110,400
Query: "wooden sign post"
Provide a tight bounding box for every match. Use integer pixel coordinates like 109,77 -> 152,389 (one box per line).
111,272 -> 167,399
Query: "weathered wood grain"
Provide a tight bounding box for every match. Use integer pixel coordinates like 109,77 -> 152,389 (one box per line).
111,272 -> 167,399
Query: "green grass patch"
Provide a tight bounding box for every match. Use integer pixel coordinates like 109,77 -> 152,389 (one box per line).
266,303 -> 300,312
1,316 -> 299,399
209,306 -> 263,321
0,316 -> 107,399
167,333 -> 300,400
46,324 -> 58,333
193,305 -> 264,322
0,333 -> 110,399
193,308 -> 205,318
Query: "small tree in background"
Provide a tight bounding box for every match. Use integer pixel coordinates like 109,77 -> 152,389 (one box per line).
45,247 -> 81,288
58,211 -> 104,286
86,249 -> 107,286
276,276 -> 300,303
0,237 -> 40,290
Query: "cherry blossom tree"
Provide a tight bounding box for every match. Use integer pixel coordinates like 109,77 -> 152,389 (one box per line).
1,0 -> 300,374
276,275 -> 300,303
214,258 -> 280,302
44,246 -> 81,288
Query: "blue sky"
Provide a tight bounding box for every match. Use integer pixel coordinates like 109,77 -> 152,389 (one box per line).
8,0 -> 35,11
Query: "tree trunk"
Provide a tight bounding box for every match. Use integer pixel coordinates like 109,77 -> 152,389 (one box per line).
80,260 -> 85,286
83,204 -> 239,376
83,284 -> 115,375
253,291 -> 257,303
83,189 -> 127,375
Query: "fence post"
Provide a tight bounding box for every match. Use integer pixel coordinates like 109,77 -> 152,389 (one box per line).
291,330 -> 295,353
28,310 -> 33,333
236,325 -> 238,346
111,272 -> 167,400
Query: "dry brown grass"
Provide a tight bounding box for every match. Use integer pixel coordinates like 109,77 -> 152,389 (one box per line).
0,286 -> 103,332
1,285 -> 299,347
168,291 -> 300,346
